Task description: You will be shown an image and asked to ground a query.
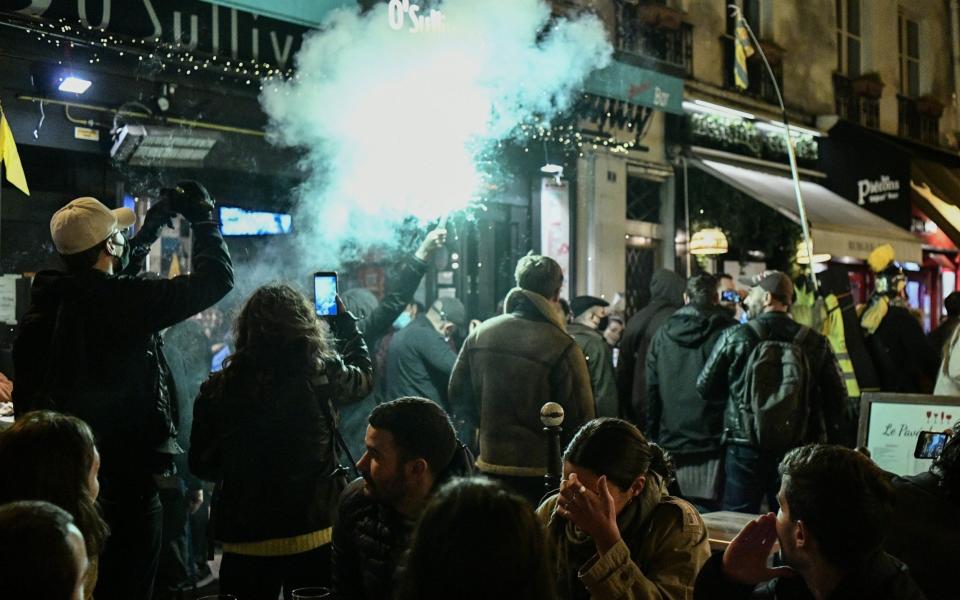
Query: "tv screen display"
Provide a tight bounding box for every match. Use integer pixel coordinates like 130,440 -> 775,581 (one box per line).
219,206 -> 292,236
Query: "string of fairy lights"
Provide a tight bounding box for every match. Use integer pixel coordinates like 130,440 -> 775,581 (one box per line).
2,14 -> 653,156
0,14 -> 295,88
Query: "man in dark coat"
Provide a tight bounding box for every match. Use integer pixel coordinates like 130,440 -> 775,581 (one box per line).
13,184 -> 233,600
155,319 -> 213,596
339,227 -> 447,460
567,295 -> 618,417
861,247 -> 938,393
697,271 -> 847,514
332,398 -> 470,600
695,445 -> 927,600
928,292 -> 960,362
883,422 -> 960,600
385,297 -> 465,410
646,273 -> 736,510
617,269 -> 685,428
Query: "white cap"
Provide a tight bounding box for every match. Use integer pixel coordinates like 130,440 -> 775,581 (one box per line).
50,197 -> 136,255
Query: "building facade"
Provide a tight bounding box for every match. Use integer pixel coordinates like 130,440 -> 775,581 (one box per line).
565,0 -> 960,325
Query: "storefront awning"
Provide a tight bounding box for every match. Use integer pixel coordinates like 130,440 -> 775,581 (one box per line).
583,60 -> 684,115
690,158 -> 923,263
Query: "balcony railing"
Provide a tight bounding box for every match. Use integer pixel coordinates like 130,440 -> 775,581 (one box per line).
898,96 -> 940,145
722,36 -> 782,105
833,73 -> 879,129
617,20 -> 693,78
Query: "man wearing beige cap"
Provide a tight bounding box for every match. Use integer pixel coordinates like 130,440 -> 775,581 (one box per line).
697,270 -> 847,515
12,182 -> 233,600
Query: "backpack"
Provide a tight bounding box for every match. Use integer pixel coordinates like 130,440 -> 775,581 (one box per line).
740,320 -> 812,455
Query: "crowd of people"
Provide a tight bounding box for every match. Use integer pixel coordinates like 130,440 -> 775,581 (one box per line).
0,182 -> 959,599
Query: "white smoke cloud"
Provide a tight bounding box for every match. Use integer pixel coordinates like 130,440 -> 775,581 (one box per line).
260,0 -> 611,268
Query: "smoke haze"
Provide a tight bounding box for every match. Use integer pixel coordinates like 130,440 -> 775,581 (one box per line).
259,0 -> 612,269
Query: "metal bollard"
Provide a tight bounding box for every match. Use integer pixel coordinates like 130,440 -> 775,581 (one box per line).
541,402 -> 565,495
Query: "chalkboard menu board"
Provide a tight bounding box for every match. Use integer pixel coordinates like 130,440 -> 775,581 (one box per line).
858,393 -> 960,476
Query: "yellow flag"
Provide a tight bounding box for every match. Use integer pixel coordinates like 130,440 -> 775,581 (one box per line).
168,252 -> 181,278
734,22 -> 755,90
0,109 -> 29,196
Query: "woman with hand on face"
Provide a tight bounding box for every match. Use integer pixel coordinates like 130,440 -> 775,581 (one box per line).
537,418 -> 711,600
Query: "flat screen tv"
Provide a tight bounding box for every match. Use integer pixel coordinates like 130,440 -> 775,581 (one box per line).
219,206 -> 292,236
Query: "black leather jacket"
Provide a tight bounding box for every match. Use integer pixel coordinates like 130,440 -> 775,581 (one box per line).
13,222 -> 233,499
696,312 -> 848,446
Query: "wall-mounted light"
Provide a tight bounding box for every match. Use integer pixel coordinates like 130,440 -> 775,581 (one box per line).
689,228 -> 729,255
755,121 -> 823,138
682,100 -> 755,120
58,76 -> 92,94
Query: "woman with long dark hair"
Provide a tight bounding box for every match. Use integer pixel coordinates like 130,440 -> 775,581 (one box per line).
0,410 -> 109,599
538,418 -> 710,600
190,283 -> 372,599
396,476 -> 556,600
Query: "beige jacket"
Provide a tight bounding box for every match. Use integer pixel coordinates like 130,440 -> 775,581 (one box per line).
537,477 -> 710,600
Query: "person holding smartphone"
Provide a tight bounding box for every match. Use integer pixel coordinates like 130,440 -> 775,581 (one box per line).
13,182 -> 233,600
190,284 -> 372,599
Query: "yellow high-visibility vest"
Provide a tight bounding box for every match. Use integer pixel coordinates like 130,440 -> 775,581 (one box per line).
823,293 -> 861,398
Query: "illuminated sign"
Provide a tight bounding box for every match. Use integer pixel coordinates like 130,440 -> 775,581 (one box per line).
857,175 -> 901,206
387,0 -> 445,33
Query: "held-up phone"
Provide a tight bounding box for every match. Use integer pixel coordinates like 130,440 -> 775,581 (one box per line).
313,272 -> 338,317
721,289 -> 740,303
914,431 -> 951,459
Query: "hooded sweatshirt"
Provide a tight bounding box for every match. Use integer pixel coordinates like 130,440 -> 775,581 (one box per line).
645,304 -> 737,457
617,270 -> 686,427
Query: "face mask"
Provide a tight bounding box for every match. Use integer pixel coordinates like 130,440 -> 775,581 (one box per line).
110,232 -> 130,272
597,316 -> 610,332
393,312 -> 412,330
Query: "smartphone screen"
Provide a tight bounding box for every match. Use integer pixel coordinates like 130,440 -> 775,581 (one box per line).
313,272 -> 338,317
721,290 -> 740,303
914,431 -> 950,459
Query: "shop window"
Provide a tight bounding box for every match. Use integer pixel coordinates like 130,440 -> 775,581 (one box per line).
898,11 -> 920,97
836,0 -> 861,77
626,176 -> 662,223
617,3 -> 693,77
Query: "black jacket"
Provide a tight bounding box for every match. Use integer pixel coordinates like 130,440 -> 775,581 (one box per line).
694,551 -> 928,599
618,270 -> 685,427
189,313 -> 372,544
332,478 -> 415,600
12,222 -> 233,499
385,315 -> 456,408
697,312 -> 848,447
645,303 -> 737,457
869,305 -> 938,394
163,319 -> 213,490
885,471 -> 960,600
339,255 -> 430,461
356,257 -> 430,360
567,323 -> 618,418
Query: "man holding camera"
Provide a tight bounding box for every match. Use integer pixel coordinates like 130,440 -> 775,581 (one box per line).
13,182 -> 234,600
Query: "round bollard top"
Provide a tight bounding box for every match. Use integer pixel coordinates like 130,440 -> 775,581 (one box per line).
540,402 -> 565,427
